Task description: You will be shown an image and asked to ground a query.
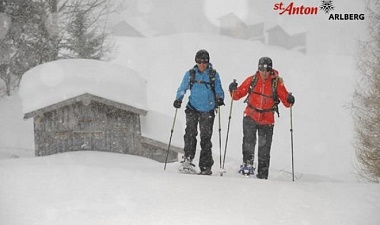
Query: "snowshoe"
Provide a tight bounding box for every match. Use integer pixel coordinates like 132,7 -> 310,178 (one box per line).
239,163 -> 255,177
178,157 -> 197,174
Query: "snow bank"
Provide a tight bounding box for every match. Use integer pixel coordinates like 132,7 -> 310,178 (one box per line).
1,151 -> 379,225
19,59 -> 148,114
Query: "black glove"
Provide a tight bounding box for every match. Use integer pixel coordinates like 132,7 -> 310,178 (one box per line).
229,81 -> 238,92
287,93 -> 295,104
173,100 -> 182,108
216,98 -> 225,106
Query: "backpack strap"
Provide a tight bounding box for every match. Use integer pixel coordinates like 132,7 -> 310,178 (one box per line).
189,68 -> 216,88
244,75 -> 281,117
189,69 -> 196,90
208,68 -> 217,105
189,67 -> 218,107
243,75 -> 258,104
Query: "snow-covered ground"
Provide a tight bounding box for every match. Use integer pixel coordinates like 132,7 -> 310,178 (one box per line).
0,150 -> 379,225
1,1 -> 380,224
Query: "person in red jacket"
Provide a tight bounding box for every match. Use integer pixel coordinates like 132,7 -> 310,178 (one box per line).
229,57 -> 295,179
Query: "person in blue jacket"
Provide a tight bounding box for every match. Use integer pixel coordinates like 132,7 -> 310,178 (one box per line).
173,49 -> 225,175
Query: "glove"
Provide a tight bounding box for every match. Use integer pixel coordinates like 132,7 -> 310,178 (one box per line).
173,99 -> 182,108
216,98 -> 225,106
287,93 -> 295,104
229,81 -> 238,92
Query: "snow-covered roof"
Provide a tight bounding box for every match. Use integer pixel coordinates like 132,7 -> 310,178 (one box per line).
19,59 -> 148,115
266,24 -> 307,36
218,12 -> 264,27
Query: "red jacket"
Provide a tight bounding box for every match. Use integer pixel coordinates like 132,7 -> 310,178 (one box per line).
232,69 -> 292,125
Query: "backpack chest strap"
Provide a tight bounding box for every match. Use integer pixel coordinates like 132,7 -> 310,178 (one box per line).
250,91 -> 274,99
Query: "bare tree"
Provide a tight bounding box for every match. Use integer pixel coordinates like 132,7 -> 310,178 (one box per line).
0,0 -> 56,96
353,0 -> 380,182
0,0 -> 122,96
57,0 -> 117,60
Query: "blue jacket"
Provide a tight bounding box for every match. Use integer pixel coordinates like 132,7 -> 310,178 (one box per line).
176,64 -> 224,112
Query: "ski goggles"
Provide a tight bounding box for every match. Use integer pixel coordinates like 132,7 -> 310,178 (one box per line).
196,59 -> 209,64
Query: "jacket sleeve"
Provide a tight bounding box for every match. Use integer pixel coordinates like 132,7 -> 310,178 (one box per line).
232,76 -> 252,101
277,77 -> 292,108
175,71 -> 190,101
214,72 -> 225,100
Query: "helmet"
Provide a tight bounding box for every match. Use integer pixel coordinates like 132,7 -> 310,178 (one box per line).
195,49 -> 210,62
258,57 -> 272,72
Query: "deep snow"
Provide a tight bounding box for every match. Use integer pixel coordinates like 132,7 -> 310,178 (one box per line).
1,0 -> 379,224
1,150 -> 380,225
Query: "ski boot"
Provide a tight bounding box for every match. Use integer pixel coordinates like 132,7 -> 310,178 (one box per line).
256,173 -> 268,179
178,157 -> 196,174
199,167 -> 212,175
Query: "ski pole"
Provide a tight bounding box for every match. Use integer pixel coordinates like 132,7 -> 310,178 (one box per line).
290,106 -> 295,181
218,106 -> 222,170
221,79 -> 236,176
164,108 -> 178,170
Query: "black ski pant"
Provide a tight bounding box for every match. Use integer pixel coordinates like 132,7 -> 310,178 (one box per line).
183,106 -> 215,169
242,116 -> 274,178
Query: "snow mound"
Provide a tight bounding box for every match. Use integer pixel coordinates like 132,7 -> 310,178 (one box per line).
19,59 -> 148,114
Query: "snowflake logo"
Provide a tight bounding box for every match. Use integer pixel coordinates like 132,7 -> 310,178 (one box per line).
320,0 -> 334,14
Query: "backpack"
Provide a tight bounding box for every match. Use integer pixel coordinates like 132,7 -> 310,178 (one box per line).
244,74 -> 281,117
189,67 -> 217,104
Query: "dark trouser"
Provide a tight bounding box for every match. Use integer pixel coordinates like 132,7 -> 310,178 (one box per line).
242,116 -> 274,178
184,106 -> 215,169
